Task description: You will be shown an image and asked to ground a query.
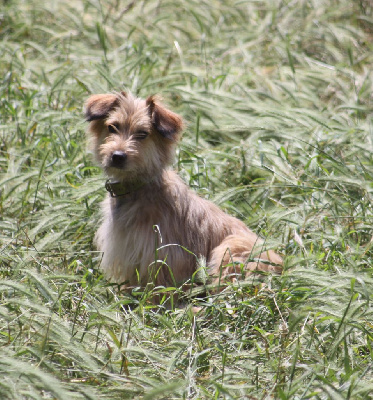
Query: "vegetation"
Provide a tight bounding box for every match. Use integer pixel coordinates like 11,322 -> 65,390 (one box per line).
1,0 -> 373,398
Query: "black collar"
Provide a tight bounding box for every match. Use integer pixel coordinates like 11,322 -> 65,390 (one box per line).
105,179 -> 147,198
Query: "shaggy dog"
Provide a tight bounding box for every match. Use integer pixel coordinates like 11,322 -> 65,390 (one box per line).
85,92 -> 282,288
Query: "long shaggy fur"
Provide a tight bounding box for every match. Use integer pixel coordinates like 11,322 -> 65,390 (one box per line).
85,92 -> 282,287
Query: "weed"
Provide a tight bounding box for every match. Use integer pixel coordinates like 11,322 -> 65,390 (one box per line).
1,0 -> 373,398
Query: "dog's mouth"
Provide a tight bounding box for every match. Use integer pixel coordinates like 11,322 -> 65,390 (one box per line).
103,152 -> 136,180
99,140 -> 139,175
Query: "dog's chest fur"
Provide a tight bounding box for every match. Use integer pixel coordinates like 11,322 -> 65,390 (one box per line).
94,171 -> 213,285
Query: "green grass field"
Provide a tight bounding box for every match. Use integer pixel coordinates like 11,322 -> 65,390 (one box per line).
1,0 -> 373,398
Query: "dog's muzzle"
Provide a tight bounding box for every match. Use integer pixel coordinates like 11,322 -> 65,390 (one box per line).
111,151 -> 127,169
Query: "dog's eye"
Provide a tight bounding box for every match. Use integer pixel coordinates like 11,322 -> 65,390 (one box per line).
108,124 -> 119,134
135,131 -> 149,140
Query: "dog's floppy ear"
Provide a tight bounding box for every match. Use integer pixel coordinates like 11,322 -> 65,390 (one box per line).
84,94 -> 119,122
146,96 -> 183,140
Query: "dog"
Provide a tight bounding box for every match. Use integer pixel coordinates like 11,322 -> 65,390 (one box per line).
85,91 -> 282,289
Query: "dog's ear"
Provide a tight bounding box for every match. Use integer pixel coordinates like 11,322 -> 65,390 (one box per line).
84,94 -> 119,122
146,96 -> 183,140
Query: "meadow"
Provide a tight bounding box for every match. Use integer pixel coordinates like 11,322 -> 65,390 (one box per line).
1,0 -> 373,398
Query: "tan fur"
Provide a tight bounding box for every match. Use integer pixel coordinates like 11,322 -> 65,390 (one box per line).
85,92 -> 282,287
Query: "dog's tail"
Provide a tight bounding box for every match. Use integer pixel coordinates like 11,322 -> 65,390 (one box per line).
208,234 -> 283,283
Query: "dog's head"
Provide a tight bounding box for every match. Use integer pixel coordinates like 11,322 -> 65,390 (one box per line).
85,92 -> 183,181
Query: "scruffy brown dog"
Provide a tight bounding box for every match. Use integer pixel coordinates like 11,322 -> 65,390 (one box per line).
85,92 -> 282,288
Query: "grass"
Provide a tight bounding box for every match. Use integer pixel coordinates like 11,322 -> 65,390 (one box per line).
1,0 -> 373,398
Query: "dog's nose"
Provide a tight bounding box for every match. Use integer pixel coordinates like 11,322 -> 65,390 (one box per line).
111,151 -> 127,168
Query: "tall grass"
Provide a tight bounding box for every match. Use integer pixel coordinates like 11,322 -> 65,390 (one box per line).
1,0 -> 373,398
